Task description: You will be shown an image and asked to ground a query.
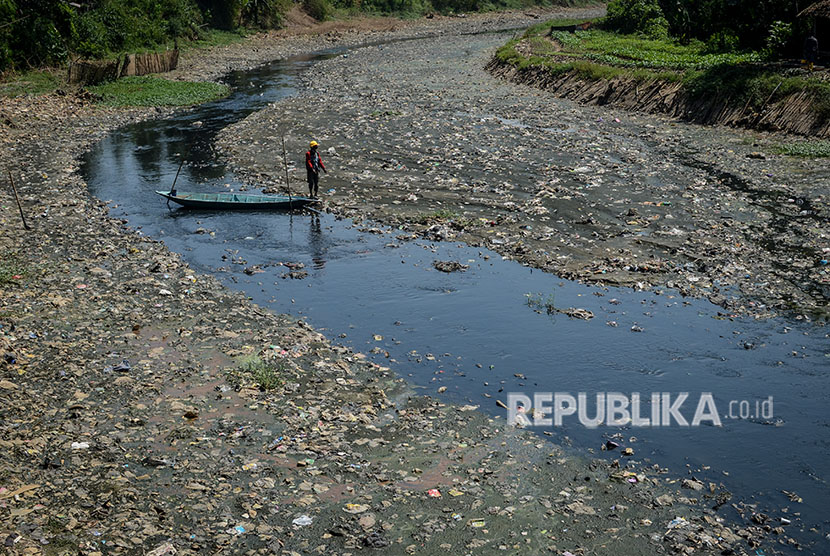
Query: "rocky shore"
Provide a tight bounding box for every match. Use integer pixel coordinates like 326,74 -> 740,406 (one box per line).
0,9 -> 798,556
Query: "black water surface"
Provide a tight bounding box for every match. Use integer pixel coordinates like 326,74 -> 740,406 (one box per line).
82,50 -> 830,550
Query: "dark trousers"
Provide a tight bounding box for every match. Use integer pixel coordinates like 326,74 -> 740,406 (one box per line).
307,170 -> 319,196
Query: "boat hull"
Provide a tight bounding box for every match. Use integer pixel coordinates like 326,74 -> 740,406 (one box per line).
156,191 -> 315,210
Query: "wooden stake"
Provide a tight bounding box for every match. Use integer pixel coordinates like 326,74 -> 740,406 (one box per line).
170,158 -> 184,196
7,170 -> 30,230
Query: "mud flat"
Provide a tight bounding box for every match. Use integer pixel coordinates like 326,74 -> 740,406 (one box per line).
219,16 -> 829,319
0,9 -> 807,556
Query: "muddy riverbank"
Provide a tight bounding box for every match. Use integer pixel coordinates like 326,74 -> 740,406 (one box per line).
218,20 -> 829,319
0,9 -> 811,556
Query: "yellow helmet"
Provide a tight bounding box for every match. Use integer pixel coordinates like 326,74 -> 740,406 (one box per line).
309,141 -> 318,148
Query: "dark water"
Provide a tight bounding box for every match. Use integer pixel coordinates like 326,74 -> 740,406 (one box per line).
82,49 -> 830,550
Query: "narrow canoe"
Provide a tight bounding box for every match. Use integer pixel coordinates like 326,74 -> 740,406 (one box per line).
156,190 -> 315,210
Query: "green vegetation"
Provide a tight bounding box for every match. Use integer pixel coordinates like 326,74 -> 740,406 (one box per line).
608,0 -> 808,53
606,0 -> 667,40
1,0 -> 206,71
239,355 -> 285,391
0,253 -> 25,284
548,29 -> 760,70
179,28 -> 250,51
0,0 -> 592,77
0,69 -> 61,97
684,66 -> 830,118
774,140 -> 830,158
87,76 -> 229,106
496,9 -> 830,121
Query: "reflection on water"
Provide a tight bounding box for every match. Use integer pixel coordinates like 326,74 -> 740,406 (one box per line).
82,49 -> 829,552
309,213 -> 326,269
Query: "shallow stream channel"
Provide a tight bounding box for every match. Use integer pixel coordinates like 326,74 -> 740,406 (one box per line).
82,37 -> 830,552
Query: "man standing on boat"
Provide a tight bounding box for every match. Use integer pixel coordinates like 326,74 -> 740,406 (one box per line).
306,140 -> 326,198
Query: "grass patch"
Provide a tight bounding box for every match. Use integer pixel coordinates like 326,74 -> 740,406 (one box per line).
0,69 -> 62,98
87,76 -> 230,107
548,29 -> 760,71
239,355 -> 284,391
773,140 -> 830,158
497,18 -> 759,75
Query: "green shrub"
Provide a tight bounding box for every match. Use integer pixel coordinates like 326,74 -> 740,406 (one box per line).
239,356 -> 284,390
606,0 -> 668,39
197,0 -> 243,30
68,0 -> 202,60
242,0 -> 288,28
764,20 -> 793,59
304,0 -> 332,20
704,30 -> 740,54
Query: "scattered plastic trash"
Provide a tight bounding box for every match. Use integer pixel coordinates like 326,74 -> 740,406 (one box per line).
292,515 -> 313,527
667,517 -> 689,529
344,503 -> 370,514
427,488 -> 441,497
112,360 -> 131,372
147,542 -> 177,556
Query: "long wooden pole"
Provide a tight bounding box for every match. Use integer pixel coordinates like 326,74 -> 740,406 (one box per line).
282,136 -> 292,209
7,170 -> 30,230
170,158 -> 184,195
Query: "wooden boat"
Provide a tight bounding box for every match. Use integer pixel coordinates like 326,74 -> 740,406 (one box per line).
156,190 -> 316,210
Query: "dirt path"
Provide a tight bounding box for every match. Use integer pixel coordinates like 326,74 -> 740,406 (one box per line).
219,19 -> 829,319
0,9 -> 792,555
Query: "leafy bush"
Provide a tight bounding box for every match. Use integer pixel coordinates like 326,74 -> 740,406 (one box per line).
704,30 -> 739,54
606,0 -> 668,40
304,0 -> 332,20
242,0 -> 288,28
764,20 -> 793,58
197,0 -> 243,29
659,0 -> 808,52
238,355 -> 284,390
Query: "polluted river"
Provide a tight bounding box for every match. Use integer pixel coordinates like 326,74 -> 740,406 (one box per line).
81,27 -> 829,554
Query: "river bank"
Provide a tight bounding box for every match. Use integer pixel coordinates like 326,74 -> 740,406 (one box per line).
486,20 -> 830,140
0,9 -> 804,556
